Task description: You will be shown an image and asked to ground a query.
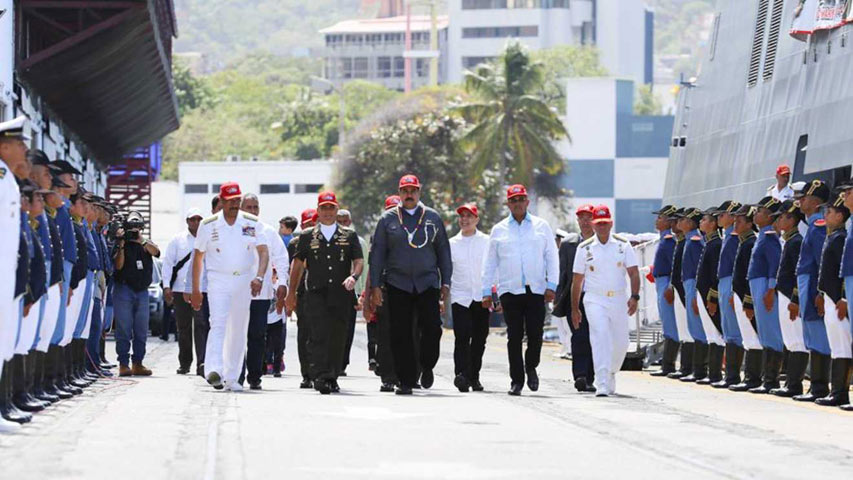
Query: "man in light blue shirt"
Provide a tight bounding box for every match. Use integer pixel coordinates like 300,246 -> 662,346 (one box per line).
482,184 -> 559,396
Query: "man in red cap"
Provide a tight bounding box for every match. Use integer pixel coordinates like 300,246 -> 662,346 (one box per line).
369,174 -> 452,395
286,208 -> 317,389
447,203 -> 490,392
553,204 -> 598,392
190,182 -> 270,392
570,205 -> 641,397
482,184 -> 560,396
286,191 -> 363,394
768,164 -> 794,201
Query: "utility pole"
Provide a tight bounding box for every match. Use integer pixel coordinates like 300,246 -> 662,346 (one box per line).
405,0 -> 439,92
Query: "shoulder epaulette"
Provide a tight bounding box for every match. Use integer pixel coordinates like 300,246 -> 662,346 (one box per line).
579,237 -> 594,247
613,234 -> 628,243
815,219 -> 826,227
664,234 -> 673,239
241,212 -> 258,222
202,214 -> 218,225
690,235 -> 702,241
765,230 -> 777,235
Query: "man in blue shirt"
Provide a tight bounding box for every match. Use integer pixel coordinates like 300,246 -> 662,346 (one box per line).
678,208 -> 709,382
711,201 -> 744,388
482,184 -> 559,396
650,205 -> 680,377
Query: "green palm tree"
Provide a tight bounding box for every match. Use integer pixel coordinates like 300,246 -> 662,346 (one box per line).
454,41 -> 570,187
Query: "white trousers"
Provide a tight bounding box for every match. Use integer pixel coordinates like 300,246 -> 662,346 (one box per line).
673,293 -> 694,343
14,300 -> 42,355
0,295 -> 21,363
554,314 -> 571,354
36,285 -> 62,352
697,295 -> 725,346
777,294 -> 806,353
80,293 -> 96,339
732,295 -> 762,350
61,285 -> 84,347
823,295 -> 853,359
205,273 -> 253,384
584,293 -> 630,395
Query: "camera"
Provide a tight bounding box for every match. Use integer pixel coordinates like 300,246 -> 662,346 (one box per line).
106,213 -> 126,240
107,211 -> 146,242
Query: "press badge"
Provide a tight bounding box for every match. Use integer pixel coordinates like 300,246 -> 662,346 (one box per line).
136,260 -> 144,270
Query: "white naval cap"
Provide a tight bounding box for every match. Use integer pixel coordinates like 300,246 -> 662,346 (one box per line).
185,207 -> 204,219
0,115 -> 32,142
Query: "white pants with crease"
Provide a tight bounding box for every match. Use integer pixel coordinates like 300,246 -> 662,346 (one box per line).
15,301 -> 42,355
823,295 -> 852,359
583,293 -> 630,395
776,294 -> 806,353
61,285 -> 85,346
697,296 -> 725,346
36,284 -> 62,352
80,294 -> 96,339
673,293 -> 694,343
205,272 -> 253,384
732,295 -> 761,350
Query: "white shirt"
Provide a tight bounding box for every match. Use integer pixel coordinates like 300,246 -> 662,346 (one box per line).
252,222 -> 289,300
767,183 -> 794,201
572,233 -> 638,297
193,211 -> 268,276
481,213 -> 559,297
449,230 -> 489,307
0,159 -> 20,310
183,250 -> 209,293
320,223 -> 336,242
162,230 -> 196,293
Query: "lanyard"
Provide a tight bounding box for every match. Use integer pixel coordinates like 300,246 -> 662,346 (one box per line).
396,206 -> 429,249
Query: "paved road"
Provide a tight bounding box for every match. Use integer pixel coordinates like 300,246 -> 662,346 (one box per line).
2,324 -> 852,480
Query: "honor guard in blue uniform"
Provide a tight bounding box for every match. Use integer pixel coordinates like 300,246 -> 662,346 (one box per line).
696,207 -> 725,384
729,205 -> 762,392
678,208 -> 709,382
745,196 -> 784,394
792,180 -> 832,402
814,194 -> 851,407
666,208 -> 694,379
836,182 -> 853,411
769,200 -> 809,397
650,205 -> 680,377
712,201 -> 744,388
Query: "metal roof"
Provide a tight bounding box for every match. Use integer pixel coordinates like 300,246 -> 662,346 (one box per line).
319,15 -> 449,35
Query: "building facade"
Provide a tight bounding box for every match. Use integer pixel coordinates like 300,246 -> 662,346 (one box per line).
179,160 -> 335,228
560,77 -> 673,234
320,15 -> 450,91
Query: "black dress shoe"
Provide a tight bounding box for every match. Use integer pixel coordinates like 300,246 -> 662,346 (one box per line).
196,365 -> 205,377
35,389 -> 60,404
368,359 -> 377,372
526,369 -> 539,392
667,371 -> 689,379
47,383 -> 73,399
13,394 -> 45,412
470,379 -> 484,392
380,382 -> 395,392
273,371 -> 282,378
574,377 -> 589,392
299,378 -> 313,389
316,380 -> 332,395
249,381 -> 262,391
454,374 -> 470,392
649,368 -> 675,377
330,380 -> 341,393
176,367 -> 190,375
339,371 -> 347,377
100,362 -> 116,370
507,384 -> 523,396
395,385 -> 413,395
840,403 -> 853,411
678,374 -> 698,383
420,370 -> 434,389
748,383 -> 778,394
815,394 -> 846,407
2,405 -> 32,424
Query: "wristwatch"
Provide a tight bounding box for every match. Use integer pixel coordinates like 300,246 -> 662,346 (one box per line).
630,294 -> 640,301
254,276 -> 264,283
351,273 -> 360,281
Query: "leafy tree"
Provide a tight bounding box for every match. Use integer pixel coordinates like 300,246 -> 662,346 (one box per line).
532,45 -> 608,111
454,42 -> 570,189
172,58 -> 217,116
634,84 -> 663,115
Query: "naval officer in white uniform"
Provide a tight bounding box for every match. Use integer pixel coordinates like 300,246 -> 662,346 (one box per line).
191,182 -> 269,391
570,205 -> 641,397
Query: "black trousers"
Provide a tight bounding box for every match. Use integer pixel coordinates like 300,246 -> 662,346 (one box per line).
342,303 -> 357,370
265,320 -> 284,373
568,299 -> 595,383
452,301 -> 490,381
245,299 -> 271,385
500,289 -> 545,386
386,285 -> 442,388
172,293 -> 210,370
366,321 -> 378,363
296,294 -> 312,379
306,288 -> 351,381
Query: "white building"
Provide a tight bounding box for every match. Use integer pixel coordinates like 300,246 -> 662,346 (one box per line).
178,160 -> 335,228
446,0 -> 654,86
560,77 -> 673,234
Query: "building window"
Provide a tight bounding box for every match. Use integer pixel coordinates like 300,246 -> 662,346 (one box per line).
344,34 -> 364,46
326,34 -> 343,47
211,184 -> 222,193
260,184 -> 291,194
416,59 -> 429,77
462,0 -> 568,9
462,56 -> 496,69
366,33 -> 383,46
384,33 -> 403,44
341,57 -> 353,79
353,57 -> 369,79
184,184 -> 208,194
294,184 -> 324,194
393,56 -> 405,77
462,26 -> 538,38
747,0 -> 769,87
377,56 -> 392,78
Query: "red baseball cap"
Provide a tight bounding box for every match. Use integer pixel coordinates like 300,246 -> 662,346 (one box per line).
456,203 -> 478,217
317,191 -> 339,207
575,203 -> 595,215
399,174 -> 421,190
384,195 -> 402,210
776,164 -> 791,176
219,182 -> 242,200
507,184 -> 527,200
592,205 -> 613,224
300,208 -> 317,227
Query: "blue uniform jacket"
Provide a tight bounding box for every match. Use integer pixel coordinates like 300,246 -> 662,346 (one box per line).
56,198 -> 78,264
748,225 -> 781,284
718,226 -> 738,279
841,220 -> 853,278
681,229 -> 704,281
818,227 -> 846,304
38,212 -> 52,261
776,230 -> 802,303
796,212 -> 826,321
653,229 -> 675,277
84,220 -> 100,272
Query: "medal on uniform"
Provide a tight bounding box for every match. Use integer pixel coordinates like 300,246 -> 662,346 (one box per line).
590,266 -> 595,272
617,261 -> 622,267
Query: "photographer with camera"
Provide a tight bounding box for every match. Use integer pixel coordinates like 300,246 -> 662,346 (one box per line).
113,211 -> 160,376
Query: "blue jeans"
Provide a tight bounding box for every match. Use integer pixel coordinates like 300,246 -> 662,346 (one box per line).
114,283 -> 150,365
86,298 -> 103,372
